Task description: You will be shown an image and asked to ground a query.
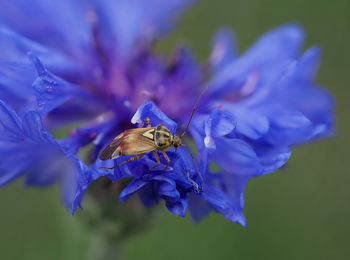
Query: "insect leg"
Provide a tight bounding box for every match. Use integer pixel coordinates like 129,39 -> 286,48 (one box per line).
100,153 -> 145,170
160,150 -> 171,178
140,117 -> 151,128
147,151 -> 161,174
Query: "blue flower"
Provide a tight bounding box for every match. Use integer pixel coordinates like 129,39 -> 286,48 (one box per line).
0,0 -> 334,226
0,100 -> 78,207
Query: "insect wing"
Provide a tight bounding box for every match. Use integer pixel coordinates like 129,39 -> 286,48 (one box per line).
118,129 -> 157,157
99,132 -> 124,160
99,128 -> 157,160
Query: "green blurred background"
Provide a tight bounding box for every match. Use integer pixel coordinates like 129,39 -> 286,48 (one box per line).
0,0 -> 349,259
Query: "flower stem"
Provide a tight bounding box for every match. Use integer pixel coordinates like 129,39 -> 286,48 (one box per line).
86,232 -> 125,260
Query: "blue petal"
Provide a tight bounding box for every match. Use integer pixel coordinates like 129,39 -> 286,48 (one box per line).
72,158 -> 108,214
0,61 -> 37,112
211,138 -> 262,176
257,146 -> 292,174
60,156 -> 79,209
230,107 -> 269,140
93,0 -> 194,59
118,165 -> 194,215
189,117 -> 208,175
209,110 -> 236,137
171,147 -> 203,188
137,183 -> 159,208
208,23 -> 304,97
294,46 -> 321,81
204,109 -> 236,148
221,173 -> 249,211
154,175 -> 180,202
243,23 -> 304,62
210,28 -> 238,71
119,179 -> 148,202
0,0 -> 92,60
0,99 -> 22,139
60,112 -> 116,157
272,52 -> 335,130
188,193 -> 212,222
0,27 -> 78,75
24,149 -> 74,187
71,158 -> 91,214
131,101 -> 177,134
267,110 -> 317,146
21,111 -> 44,141
0,101 -> 83,211
270,110 -> 312,128
28,53 -> 90,115
108,155 -> 154,181
166,191 -> 188,217
201,182 -> 246,226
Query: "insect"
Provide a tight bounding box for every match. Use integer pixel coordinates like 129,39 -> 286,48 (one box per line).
99,88 -> 207,181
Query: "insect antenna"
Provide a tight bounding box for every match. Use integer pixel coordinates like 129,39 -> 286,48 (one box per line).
180,86 -> 208,138
182,144 -> 204,182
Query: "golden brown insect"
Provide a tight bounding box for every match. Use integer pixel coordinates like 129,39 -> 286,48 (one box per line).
99,88 -> 207,180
